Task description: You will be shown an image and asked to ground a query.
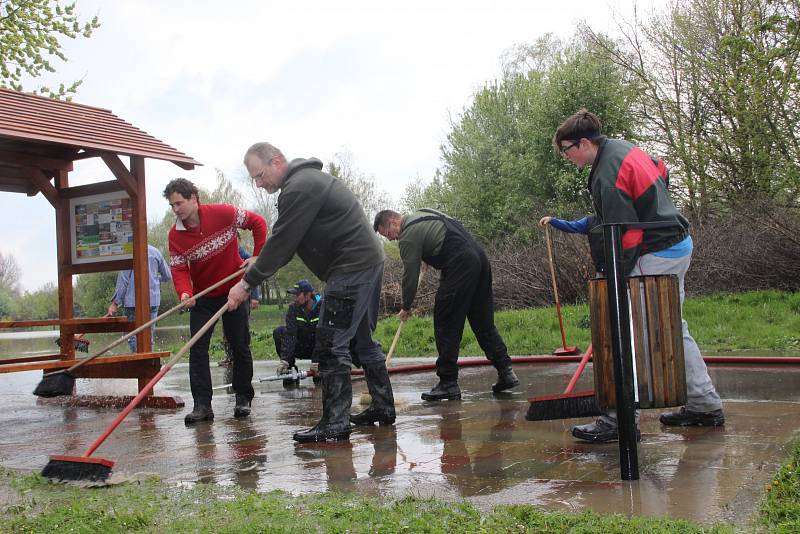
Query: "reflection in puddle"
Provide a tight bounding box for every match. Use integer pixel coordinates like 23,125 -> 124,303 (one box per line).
1,361 -> 800,525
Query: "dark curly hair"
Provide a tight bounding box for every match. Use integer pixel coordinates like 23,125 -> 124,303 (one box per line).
163,178 -> 199,201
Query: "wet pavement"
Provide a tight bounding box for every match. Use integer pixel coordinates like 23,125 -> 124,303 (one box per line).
1,357 -> 799,526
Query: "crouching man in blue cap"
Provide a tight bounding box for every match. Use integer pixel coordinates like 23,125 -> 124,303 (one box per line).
274,279 -> 321,386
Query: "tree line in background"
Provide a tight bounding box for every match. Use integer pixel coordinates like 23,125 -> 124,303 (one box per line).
3,0 -> 799,320
387,0 -> 800,313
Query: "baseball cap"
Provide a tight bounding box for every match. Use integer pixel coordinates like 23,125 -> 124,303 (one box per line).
287,279 -> 314,294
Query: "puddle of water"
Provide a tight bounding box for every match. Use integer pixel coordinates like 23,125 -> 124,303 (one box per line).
0,360 -> 799,526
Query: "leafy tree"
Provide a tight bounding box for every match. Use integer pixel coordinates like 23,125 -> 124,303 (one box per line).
0,284 -> 14,318
15,282 -> 59,320
73,270 -> 116,317
0,0 -> 100,99
431,34 -> 641,241
583,0 -> 800,215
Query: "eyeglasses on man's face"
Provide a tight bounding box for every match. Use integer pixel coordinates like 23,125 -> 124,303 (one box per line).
559,139 -> 581,155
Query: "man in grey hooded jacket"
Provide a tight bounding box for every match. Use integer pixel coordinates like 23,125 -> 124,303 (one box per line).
227,142 -> 394,442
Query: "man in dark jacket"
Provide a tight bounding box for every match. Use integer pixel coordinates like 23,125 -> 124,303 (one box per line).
227,142 -> 394,442
274,279 -> 321,384
373,208 -> 520,401
553,108 -> 724,443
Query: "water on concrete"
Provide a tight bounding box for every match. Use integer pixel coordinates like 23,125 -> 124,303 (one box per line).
1,358 -> 799,527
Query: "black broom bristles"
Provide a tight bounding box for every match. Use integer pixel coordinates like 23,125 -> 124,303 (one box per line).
33,369 -> 75,397
42,455 -> 114,482
33,370 -> 76,398
526,390 -> 603,421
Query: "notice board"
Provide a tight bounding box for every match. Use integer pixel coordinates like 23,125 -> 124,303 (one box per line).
70,191 -> 134,264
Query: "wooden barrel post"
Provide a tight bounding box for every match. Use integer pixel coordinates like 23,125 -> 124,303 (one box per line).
589,275 -> 686,409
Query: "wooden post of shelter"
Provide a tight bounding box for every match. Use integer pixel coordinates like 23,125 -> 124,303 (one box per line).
0,88 -> 201,408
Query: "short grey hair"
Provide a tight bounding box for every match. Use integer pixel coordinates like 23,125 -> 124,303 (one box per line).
244,142 -> 285,165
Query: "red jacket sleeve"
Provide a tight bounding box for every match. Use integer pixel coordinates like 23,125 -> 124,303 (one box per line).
167,228 -> 193,297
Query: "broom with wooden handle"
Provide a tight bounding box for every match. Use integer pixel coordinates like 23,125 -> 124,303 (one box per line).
42,302 -> 229,482
525,344 -> 602,421
545,225 -> 580,356
34,267 -> 246,398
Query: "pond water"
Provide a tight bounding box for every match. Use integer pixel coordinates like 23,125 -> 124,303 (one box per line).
0,325 -> 191,358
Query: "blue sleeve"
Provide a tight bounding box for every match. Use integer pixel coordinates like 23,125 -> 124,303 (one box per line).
238,246 -> 251,261
550,216 -> 591,235
156,250 -> 171,282
113,270 -> 130,305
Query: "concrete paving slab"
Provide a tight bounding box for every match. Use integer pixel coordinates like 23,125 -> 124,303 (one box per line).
1,358 -> 799,527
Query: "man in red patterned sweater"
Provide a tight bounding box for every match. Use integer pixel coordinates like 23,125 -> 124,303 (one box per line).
164,178 -> 268,425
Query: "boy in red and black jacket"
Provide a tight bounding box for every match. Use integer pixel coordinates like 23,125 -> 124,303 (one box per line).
553,109 -> 724,443
164,178 -> 268,425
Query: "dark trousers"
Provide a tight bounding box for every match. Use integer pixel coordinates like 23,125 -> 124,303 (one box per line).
433,246 -> 510,382
189,295 -> 254,405
315,263 -> 385,374
272,326 -> 315,367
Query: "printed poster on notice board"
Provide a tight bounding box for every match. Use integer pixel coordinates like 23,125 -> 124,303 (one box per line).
70,191 -> 134,264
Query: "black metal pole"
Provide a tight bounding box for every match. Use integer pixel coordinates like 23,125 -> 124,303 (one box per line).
602,224 -> 639,481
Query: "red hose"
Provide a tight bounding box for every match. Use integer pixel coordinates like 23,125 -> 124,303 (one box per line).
356,354 -> 800,377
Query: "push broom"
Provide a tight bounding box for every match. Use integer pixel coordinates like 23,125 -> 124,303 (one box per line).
525,344 -> 601,421
33,267 -> 246,398
42,302 -> 229,482
545,225 -> 580,356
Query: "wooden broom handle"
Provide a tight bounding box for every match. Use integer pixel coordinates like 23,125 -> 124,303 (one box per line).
545,225 -> 561,308
385,321 -> 404,366
386,270 -> 426,366
82,303 -> 228,458
64,267 -> 246,373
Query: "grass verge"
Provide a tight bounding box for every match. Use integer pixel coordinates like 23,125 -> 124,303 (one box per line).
0,469 -> 735,534
760,440 -> 800,533
195,290 -> 800,361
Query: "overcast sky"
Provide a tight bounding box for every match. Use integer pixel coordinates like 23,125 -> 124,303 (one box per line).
1,0 -> 657,291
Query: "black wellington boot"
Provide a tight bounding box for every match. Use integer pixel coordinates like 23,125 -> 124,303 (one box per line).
351,363 -> 396,426
492,367 -> 520,393
421,380 -> 462,401
293,372 -> 353,442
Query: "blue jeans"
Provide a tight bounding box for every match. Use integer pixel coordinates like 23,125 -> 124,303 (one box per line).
123,306 -> 159,352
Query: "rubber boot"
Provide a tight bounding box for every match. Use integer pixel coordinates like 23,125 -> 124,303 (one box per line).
421,379 -> 462,401
234,394 -> 251,418
492,367 -> 520,393
293,371 -> 353,442
184,404 -> 214,425
350,363 -> 396,426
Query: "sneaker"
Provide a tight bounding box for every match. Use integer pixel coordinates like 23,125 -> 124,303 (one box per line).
184,405 -> 214,425
659,407 -> 725,427
421,381 -> 461,401
572,418 -> 641,443
234,395 -> 251,418
492,367 -> 520,393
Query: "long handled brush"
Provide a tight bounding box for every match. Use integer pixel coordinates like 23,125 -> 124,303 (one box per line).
545,226 -> 580,356
34,267 -> 246,398
42,302 -> 229,482
526,344 -> 602,421
55,333 -> 91,353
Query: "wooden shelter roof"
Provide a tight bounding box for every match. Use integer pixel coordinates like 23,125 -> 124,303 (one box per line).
0,88 -> 200,192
